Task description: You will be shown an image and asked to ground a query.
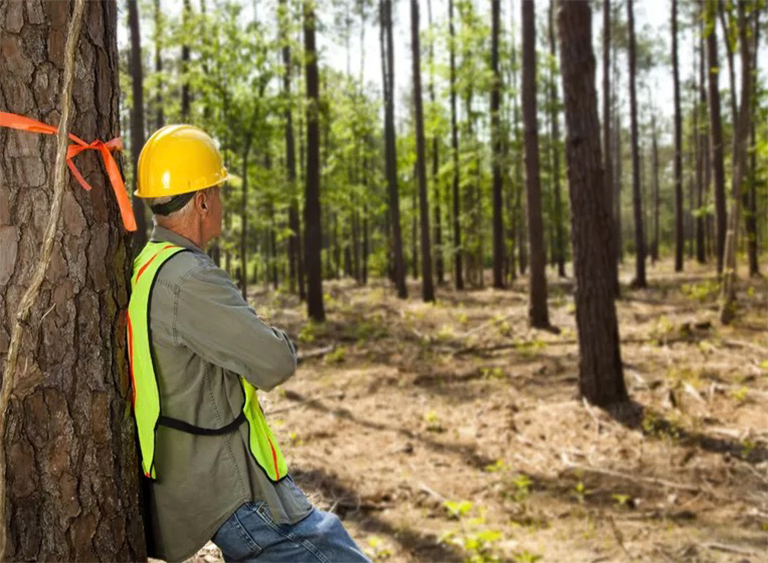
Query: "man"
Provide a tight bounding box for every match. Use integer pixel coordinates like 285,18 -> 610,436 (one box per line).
128,124 -> 369,563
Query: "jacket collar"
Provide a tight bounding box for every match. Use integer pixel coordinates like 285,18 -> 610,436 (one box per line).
149,224 -> 205,254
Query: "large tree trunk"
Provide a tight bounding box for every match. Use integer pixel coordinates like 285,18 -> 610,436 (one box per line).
696,18 -> 707,264
128,0 -> 147,250
522,0 -> 551,328
304,0 -> 325,321
239,148 -> 249,300
627,0 -> 646,287
411,0 -> 435,302
651,115 -> 660,263
719,0 -> 753,323
672,0 -> 684,271
706,0 -> 727,275
449,0 -> 464,290
557,0 -> 627,408
380,0 -> 407,298
0,0 -> 146,558
491,0 -> 504,288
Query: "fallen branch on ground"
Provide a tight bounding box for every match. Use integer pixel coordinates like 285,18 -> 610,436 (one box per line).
266,391 -> 345,415
297,345 -> 335,363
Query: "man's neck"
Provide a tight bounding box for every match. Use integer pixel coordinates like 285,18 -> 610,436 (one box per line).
155,221 -> 206,250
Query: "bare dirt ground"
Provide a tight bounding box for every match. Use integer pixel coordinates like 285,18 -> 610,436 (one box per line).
188,258 -> 768,563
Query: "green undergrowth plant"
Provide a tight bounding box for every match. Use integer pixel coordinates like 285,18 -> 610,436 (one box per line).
440,500 -> 504,563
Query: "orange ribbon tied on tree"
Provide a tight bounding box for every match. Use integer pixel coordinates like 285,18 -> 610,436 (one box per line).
0,112 -> 137,232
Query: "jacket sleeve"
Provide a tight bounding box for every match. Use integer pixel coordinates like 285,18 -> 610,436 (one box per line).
174,264 -> 297,391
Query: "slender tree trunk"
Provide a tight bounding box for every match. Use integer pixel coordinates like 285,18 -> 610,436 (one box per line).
603,0 -> 619,294
719,0 -> 752,323
613,48 -> 623,264
491,0 -> 505,288
449,0 -> 464,290
696,19 -> 707,264
154,0 -> 164,130
513,8 -> 527,278
672,0 -> 684,271
746,12 -> 760,277
128,0 -> 148,250
410,0 -> 435,302
411,186 -> 418,279
522,0 -> 551,328
627,0 -> 646,287
180,0 -> 191,121
0,0 -> 146,557
651,115 -> 660,263
557,0 -> 627,407
426,0 -> 444,286
240,148 -> 249,300
304,0 -> 325,320
548,0 -> 564,278
706,0 -> 727,275
717,0 -> 738,130
380,0 -> 407,298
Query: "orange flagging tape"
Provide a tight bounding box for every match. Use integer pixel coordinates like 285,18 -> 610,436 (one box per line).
0,112 -> 137,232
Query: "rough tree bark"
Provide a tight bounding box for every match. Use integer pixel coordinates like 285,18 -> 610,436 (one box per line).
627,0 -> 646,287
706,0 -> 727,275
153,0 -> 164,130
0,0 -> 146,558
522,0 -> 551,328
180,0 -> 191,121
557,0 -> 628,408
746,11 -> 760,277
304,0 -> 325,321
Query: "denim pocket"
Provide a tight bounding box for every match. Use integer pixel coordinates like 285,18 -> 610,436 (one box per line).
212,505 -> 264,561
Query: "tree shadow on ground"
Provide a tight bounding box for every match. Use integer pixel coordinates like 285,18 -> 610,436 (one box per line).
291,466 -> 466,562
282,389 -> 497,471
607,400 -> 768,464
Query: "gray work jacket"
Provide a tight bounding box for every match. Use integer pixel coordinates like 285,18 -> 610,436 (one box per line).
143,225 -> 311,562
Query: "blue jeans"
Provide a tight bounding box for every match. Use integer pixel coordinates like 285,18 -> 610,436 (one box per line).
212,501 -> 371,563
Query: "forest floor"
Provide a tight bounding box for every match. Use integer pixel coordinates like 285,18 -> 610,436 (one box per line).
189,257 -> 768,563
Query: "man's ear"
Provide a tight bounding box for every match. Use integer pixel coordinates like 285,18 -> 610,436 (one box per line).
197,191 -> 209,213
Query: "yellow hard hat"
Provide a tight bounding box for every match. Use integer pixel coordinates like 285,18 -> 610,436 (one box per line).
135,124 -> 228,198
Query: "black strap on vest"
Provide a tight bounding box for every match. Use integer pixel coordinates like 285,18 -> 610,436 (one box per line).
157,410 -> 246,436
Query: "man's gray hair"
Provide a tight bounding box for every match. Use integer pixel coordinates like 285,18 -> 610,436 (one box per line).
148,187 -> 216,221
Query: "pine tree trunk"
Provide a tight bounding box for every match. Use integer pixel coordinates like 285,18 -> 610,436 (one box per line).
604,0 -> 620,293
154,0 -> 164,130
491,0 -> 504,288
746,11 -> 760,277
706,0 -> 727,275
304,0 -> 325,321
128,0 -> 147,250
652,117 -> 660,263
672,0 -> 684,271
180,0 -> 191,121
427,0 -> 444,286
449,0 -> 464,290
522,0 -> 550,328
627,0 -> 646,287
548,0 -> 565,279
557,0 -> 627,407
719,0 -> 752,323
240,148 -> 249,300
380,0 -> 407,298
696,19 -> 707,264
0,0 -> 146,558
411,0 -> 435,302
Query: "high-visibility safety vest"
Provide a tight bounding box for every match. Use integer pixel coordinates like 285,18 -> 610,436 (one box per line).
127,241 -> 288,482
